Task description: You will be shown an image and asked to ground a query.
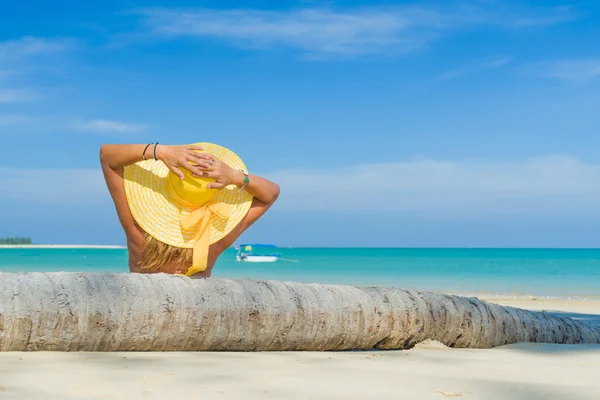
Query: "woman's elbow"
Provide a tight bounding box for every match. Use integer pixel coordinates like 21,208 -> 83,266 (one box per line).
99,144 -> 112,166
267,183 -> 280,205
99,144 -> 119,170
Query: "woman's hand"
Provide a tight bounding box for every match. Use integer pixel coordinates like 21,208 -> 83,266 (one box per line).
155,145 -> 211,179
192,153 -> 244,189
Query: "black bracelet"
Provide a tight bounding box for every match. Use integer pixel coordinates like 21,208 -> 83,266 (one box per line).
152,142 -> 159,161
142,143 -> 152,160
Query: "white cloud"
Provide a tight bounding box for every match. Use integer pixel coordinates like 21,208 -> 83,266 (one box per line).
0,37 -> 70,104
5,155 -> 600,218
137,8 -> 414,56
539,58 -> 600,83
135,4 -> 574,57
0,89 -> 36,103
74,119 -> 147,134
0,168 -> 106,204
0,114 -> 36,127
439,56 -> 512,79
265,155 -> 600,216
0,36 -> 71,65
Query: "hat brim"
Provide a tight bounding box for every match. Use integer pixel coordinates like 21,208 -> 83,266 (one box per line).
123,143 -> 253,248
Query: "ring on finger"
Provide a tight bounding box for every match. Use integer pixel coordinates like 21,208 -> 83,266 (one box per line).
210,159 -> 215,165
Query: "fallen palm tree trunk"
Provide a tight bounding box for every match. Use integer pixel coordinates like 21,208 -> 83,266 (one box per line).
1,272 -> 599,351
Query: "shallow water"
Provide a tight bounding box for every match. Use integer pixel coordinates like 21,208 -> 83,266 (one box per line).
2,247 -> 600,298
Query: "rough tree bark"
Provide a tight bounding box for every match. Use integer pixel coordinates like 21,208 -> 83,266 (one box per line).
1,272 -> 598,351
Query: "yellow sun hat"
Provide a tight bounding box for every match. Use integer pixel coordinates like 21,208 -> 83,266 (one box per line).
123,142 -> 253,276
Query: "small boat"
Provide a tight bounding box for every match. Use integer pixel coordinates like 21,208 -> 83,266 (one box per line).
235,244 -> 281,262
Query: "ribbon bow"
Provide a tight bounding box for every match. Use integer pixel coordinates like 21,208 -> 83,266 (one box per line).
180,201 -> 231,276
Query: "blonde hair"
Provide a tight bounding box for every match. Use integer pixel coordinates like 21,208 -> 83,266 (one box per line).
140,232 -> 193,274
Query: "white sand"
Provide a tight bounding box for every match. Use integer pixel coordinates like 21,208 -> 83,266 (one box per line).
1,298 -> 599,400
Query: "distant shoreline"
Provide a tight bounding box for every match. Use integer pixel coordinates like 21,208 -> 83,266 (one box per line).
0,245 -> 126,249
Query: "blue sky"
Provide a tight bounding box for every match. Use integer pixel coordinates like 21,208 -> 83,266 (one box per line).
1,0 -> 600,247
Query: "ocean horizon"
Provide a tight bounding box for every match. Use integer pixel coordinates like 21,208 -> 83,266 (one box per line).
2,246 -> 600,299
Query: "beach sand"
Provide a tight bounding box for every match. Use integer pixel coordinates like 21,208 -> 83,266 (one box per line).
1,298 -> 599,400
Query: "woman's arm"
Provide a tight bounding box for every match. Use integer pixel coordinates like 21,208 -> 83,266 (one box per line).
227,170 -> 280,234
100,143 -> 210,177
100,143 -> 216,269
191,152 -> 280,205
99,144 -> 148,268
100,144 -> 154,170
226,172 -> 280,205
99,143 -> 280,270
192,153 -> 280,255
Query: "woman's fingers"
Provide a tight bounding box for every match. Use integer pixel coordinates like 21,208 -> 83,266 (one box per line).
187,150 -> 212,161
199,153 -> 218,164
196,152 -> 213,160
207,182 -> 225,189
187,148 -> 204,156
186,154 -> 210,168
187,164 -> 207,177
184,148 -> 216,165
186,150 -> 207,162
170,166 -> 185,180
192,170 -> 220,179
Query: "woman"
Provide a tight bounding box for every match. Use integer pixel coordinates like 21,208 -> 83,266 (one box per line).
100,142 -> 280,277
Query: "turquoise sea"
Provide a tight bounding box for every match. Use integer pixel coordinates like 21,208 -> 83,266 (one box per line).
1,247 -> 600,298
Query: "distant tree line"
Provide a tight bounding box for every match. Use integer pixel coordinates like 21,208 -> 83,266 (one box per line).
0,237 -> 32,245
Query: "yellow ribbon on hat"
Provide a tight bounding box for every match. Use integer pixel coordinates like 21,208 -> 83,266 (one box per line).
180,202 -> 230,276
165,167 -> 231,276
